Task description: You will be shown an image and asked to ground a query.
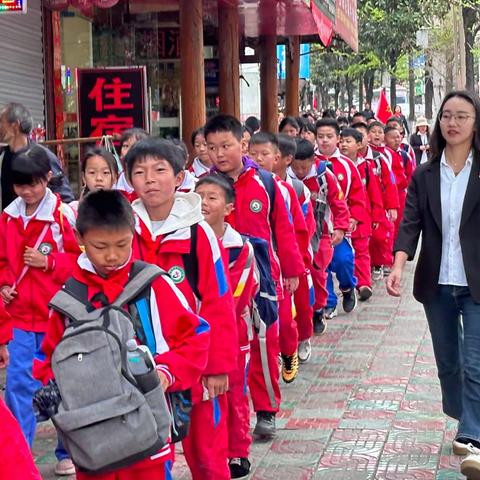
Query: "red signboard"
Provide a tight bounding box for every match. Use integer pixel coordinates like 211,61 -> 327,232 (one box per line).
0,0 -> 27,12
335,0 -> 358,52
310,1 -> 333,47
77,67 -> 148,138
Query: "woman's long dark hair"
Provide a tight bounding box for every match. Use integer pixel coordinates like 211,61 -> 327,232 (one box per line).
430,90 -> 480,161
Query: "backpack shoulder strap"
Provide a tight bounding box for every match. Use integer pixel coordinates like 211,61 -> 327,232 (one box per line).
257,168 -> 276,214
290,178 -> 304,200
48,287 -> 92,322
398,149 -> 409,169
181,223 -> 201,300
113,261 -> 165,307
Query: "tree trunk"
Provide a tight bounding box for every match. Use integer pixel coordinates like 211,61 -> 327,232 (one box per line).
346,77 -> 354,111
359,77 -> 364,110
334,82 -> 340,110
364,70 -> 375,104
408,54 -> 415,121
424,56 -> 434,120
463,6 -> 477,91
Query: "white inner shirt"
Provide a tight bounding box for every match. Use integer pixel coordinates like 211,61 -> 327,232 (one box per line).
438,149 -> 473,286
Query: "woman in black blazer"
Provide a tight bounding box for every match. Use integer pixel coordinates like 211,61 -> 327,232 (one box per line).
386,90 -> 480,479
409,117 -> 430,165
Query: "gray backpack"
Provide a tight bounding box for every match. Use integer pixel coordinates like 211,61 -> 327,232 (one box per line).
49,262 -> 171,474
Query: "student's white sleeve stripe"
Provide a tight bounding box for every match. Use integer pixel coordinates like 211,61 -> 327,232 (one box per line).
199,221 -> 222,263
150,288 -> 170,355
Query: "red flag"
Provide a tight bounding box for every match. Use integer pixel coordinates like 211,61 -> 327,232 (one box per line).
376,88 -> 393,124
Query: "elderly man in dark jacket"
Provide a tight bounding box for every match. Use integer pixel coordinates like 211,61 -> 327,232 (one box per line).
0,102 -> 74,211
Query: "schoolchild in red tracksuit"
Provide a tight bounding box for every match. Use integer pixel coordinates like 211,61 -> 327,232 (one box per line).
288,139 -> 350,334
0,146 -> 80,474
189,127 -> 213,179
195,174 -> 258,479
249,132 -> 309,382
204,115 -> 304,439
367,122 -> 401,274
385,116 -> 416,180
125,138 -> 237,480
0,302 -> 41,480
339,128 -> 384,300
275,134 -> 316,363
33,190 -> 210,480
384,126 -> 409,240
315,118 -> 367,318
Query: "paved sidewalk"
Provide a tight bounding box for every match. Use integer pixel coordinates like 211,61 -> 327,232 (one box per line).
32,260 -> 465,479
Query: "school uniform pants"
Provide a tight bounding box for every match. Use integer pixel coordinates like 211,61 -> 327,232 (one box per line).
352,236 -> 372,289
326,238 -> 357,309
369,218 -> 394,268
76,459 -> 173,480
311,237 -> 334,311
182,395 -> 230,480
294,270 -> 314,342
227,344 -> 252,459
5,328 -> 69,460
279,290 -> 298,357
248,320 -> 281,414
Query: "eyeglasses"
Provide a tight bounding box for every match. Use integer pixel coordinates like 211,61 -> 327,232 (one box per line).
438,112 -> 475,125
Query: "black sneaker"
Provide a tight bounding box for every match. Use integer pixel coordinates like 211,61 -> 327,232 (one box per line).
229,457 -> 251,479
358,286 -> 373,302
253,411 -> 276,438
342,288 -> 357,313
313,309 -> 327,335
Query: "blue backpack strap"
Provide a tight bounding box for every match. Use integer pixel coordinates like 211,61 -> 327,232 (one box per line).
257,168 -> 276,217
398,149 -> 409,169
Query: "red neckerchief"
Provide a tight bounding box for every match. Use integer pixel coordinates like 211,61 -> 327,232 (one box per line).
72,260 -> 132,305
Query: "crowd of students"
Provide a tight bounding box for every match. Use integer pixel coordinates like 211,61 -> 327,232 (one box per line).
0,109 -> 419,480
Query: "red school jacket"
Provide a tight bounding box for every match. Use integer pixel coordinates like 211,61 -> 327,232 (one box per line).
317,149 -> 368,229
33,256 -> 211,466
352,157 -> 385,238
0,189 -> 80,332
225,159 -> 304,296
131,195 -> 238,379
364,146 -> 400,211
371,145 -> 408,193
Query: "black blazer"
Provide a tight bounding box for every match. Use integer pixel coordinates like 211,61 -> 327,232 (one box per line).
409,133 -> 430,165
394,155 -> 480,304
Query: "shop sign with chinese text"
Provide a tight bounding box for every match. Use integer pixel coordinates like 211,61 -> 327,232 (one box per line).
0,0 -> 27,13
77,67 -> 148,138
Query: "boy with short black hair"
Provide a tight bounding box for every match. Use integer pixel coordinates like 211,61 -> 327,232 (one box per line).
339,128 -> 384,300
204,114 -> 304,438
126,138 -> 237,480
34,190 -> 210,480
315,118 -> 368,318
0,145 -> 80,476
195,174 -> 257,479
249,132 -> 308,374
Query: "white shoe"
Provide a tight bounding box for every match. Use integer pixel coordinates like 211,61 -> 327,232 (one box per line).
54,458 -> 76,476
461,444 -> 480,479
453,438 -> 473,456
298,339 -> 312,363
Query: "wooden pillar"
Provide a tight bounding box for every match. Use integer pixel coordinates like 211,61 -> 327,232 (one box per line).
285,36 -> 300,117
179,0 -> 206,149
259,35 -> 278,133
218,1 -> 240,117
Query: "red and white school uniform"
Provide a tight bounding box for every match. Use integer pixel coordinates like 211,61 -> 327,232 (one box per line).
284,175 -> 316,342
177,170 -> 198,193
221,224 -> 257,460
188,157 -> 211,179
288,163 -> 350,311
367,145 -> 401,268
275,176 -> 309,356
225,158 -> 304,415
131,192 -> 237,480
34,255 -> 211,480
351,157 -> 385,289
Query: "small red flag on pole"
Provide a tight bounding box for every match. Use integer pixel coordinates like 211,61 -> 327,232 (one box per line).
376,88 -> 393,124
